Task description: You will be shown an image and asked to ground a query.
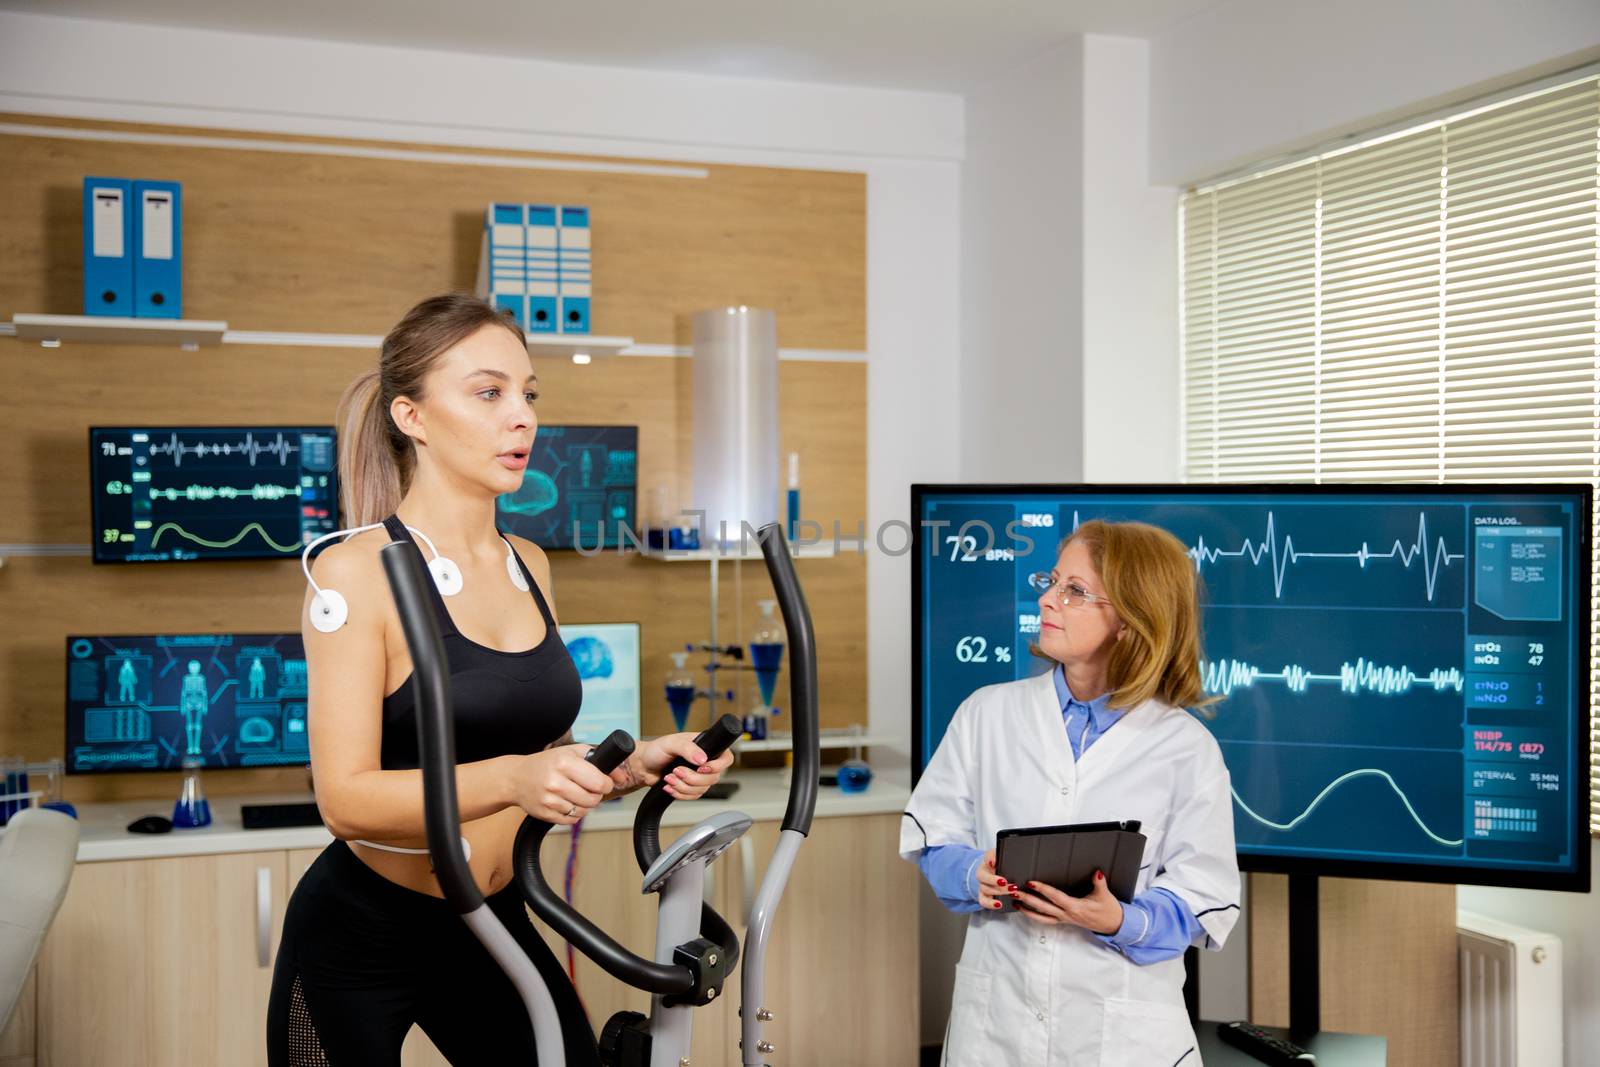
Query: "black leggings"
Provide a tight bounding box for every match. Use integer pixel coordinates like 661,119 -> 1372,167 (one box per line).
267,839 -> 600,1066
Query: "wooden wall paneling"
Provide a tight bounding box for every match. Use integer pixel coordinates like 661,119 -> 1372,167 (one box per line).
2,349 -> 867,795
0,119 -> 868,803
0,115 -> 865,349
1249,872 -> 1459,1067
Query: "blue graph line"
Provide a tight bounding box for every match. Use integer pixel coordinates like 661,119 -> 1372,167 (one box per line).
1202,657 -> 1465,696
1232,769 -> 1464,848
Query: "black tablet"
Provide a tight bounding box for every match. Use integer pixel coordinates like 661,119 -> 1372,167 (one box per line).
994,820 -> 1146,909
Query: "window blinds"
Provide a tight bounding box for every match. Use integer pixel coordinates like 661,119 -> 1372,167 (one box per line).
1180,74 -> 1600,834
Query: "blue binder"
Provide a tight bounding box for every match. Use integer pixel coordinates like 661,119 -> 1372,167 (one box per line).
485,203 -> 528,328
557,206 -> 591,334
83,177 -> 133,316
132,180 -> 182,318
525,205 -> 559,334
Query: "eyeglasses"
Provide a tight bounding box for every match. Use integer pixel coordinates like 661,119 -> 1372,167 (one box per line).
1027,572 -> 1113,609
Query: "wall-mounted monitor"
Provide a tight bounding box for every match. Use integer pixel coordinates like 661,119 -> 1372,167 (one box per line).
496,425 -> 637,549
912,483 -> 1591,892
65,632 -> 308,773
560,622 -> 642,744
90,426 -> 338,562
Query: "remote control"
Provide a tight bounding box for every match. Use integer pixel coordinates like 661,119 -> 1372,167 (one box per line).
1216,1021 -> 1316,1064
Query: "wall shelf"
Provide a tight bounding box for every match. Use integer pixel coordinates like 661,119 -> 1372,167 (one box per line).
522,333 -> 635,360
5,315 -> 633,360
10,313 -> 228,348
735,731 -> 893,753
635,540 -> 842,562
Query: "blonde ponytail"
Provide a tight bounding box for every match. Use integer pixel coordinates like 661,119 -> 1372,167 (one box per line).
335,369 -> 406,527
333,294 -> 524,526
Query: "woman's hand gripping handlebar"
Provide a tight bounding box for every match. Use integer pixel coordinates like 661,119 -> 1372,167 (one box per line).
626,714 -> 746,983
631,714 -> 744,872
514,729 -> 716,997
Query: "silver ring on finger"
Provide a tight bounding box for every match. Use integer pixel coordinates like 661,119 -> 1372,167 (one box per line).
566,804 -> 579,818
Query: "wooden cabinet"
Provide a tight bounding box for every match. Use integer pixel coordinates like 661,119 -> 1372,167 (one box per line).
734,813 -> 918,1066
0,968 -> 37,1067
36,850 -> 286,1067
27,812 -> 916,1067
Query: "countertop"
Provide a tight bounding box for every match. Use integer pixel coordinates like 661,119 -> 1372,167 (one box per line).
69,767 -> 911,862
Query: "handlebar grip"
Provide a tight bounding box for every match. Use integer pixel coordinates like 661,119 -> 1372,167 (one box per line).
694,714 -> 743,762
584,730 -> 635,775
632,714 -> 744,875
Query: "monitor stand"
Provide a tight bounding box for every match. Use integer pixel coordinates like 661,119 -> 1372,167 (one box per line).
1180,872 -> 1322,1034
1191,874 -> 1390,1064
1288,872 -> 1320,1039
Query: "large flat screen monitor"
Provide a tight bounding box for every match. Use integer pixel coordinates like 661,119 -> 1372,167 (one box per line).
496,425 -> 637,549
90,426 -> 339,562
65,633 -> 308,773
559,622 -> 642,744
912,484 -> 1591,891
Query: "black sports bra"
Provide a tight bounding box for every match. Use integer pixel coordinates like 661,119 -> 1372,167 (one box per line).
377,516 -> 583,771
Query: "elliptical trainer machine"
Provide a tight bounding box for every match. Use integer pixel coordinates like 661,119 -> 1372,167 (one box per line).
378,522 -> 820,1066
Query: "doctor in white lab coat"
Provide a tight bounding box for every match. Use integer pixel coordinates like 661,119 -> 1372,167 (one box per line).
903,519 -> 1240,1067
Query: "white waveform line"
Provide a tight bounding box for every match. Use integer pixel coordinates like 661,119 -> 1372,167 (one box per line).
148,431 -> 300,468
1189,510 -> 1462,601
147,483 -> 302,502
1202,656 -> 1465,697
1231,769 -> 1464,848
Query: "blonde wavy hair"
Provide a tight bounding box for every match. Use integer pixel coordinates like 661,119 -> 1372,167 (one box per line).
1064,519 -> 1216,713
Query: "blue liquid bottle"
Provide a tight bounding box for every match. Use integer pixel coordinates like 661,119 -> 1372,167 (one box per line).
749,599 -> 784,709
665,651 -> 696,732
837,724 -> 873,794
172,758 -> 212,829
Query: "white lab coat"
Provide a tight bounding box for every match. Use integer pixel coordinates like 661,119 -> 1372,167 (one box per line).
902,670 -> 1240,1067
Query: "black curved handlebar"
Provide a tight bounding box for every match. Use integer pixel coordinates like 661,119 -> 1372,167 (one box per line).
584,730 -> 636,777
512,727 -> 706,995
758,523 -> 820,836
379,541 -> 482,915
631,714 -> 744,873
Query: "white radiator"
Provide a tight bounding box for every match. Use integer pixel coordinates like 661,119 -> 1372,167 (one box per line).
1457,909 -> 1563,1067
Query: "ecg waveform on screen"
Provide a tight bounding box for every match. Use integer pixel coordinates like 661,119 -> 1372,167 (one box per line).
147,431 -> 301,468
1202,656 -> 1465,697
149,483 -> 302,502
1191,510 -> 1463,600
1231,769 -> 1464,848
1064,508 -> 1464,599
148,521 -> 300,553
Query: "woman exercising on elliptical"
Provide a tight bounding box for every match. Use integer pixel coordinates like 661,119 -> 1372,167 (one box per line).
266,293 -> 733,1066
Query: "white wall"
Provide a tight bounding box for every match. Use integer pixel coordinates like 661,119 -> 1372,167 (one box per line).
0,11 -> 961,163
1459,844 -> 1600,1063
958,37 -> 1084,483
1080,35 -> 1180,485
0,9 -> 963,793
1150,0 -> 1600,186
